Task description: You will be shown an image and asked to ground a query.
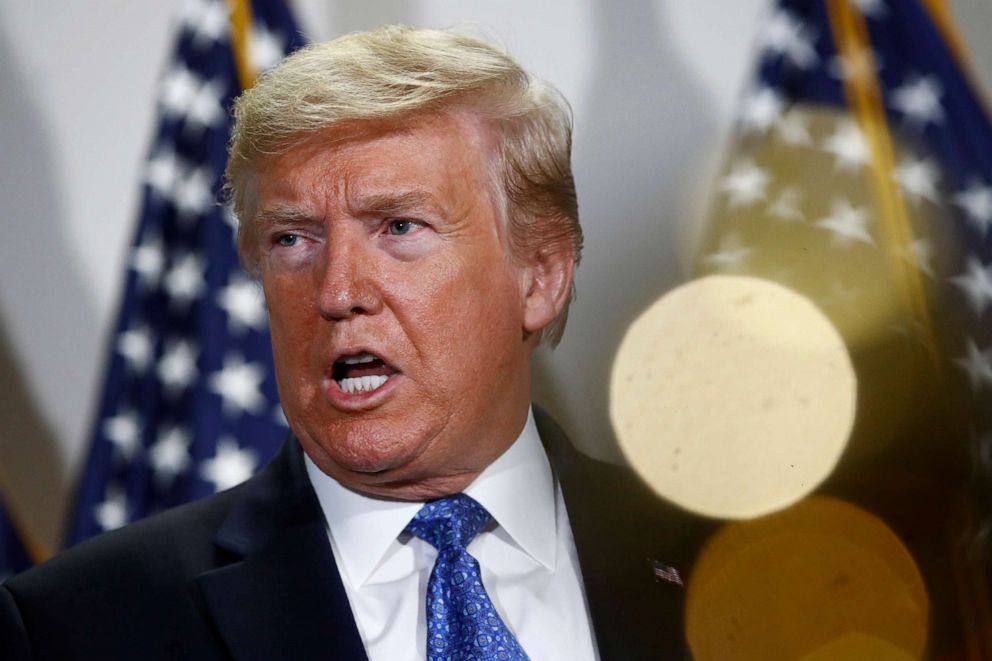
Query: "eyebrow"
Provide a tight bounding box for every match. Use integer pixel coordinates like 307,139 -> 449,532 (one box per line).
351,190 -> 441,217
254,205 -> 319,228
253,190 -> 444,229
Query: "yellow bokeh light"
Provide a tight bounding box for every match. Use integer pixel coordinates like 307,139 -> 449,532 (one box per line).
610,275 -> 856,518
686,496 -> 929,660
800,632 -> 919,661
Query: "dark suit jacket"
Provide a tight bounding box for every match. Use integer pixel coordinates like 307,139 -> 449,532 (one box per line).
1,410 -> 712,659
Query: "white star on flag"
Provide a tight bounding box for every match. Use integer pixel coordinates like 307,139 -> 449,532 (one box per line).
160,65 -> 228,137
776,110 -> 813,147
823,119 -> 871,172
251,25 -> 286,72
177,0 -> 211,27
826,279 -> 866,308
758,9 -> 818,69
200,438 -> 259,492
891,76 -> 945,127
209,354 -> 267,415
827,48 -> 881,82
94,487 -> 129,532
178,0 -> 216,29
721,158 -> 770,208
159,65 -> 200,119
894,157 -> 941,204
740,87 -> 785,134
217,276 -> 268,333
950,257 -> 992,317
102,409 -> 141,459
117,324 -> 154,373
955,338 -> 992,391
896,238 -> 935,278
158,339 -> 199,394
182,0 -> 229,48
768,187 -> 805,222
815,198 -> 874,246
131,232 -> 166,288
173,167 -> 214,219
150,426 -> 192,483
852,0 -> 888,18
953,182 -> 992,237
145,148 -> 182,201
705,233 -> 752,271
185,79 -> 225,134
164,253 -> 205,306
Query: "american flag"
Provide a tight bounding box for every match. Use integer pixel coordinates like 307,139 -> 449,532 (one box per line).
65,0 -> 306,546
694,0 -> 992,650
650,559 -> 684,587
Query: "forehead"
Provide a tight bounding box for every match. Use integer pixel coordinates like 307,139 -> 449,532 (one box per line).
253,110 -> 498,212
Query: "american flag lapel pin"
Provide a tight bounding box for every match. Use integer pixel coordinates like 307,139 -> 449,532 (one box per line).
649,558 -> 684,587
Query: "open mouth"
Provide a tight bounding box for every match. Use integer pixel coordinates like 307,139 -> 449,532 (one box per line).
331,352 -> 399,395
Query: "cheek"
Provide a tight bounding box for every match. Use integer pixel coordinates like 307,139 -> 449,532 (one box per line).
406,256 -> 524,354
262,275 -> 317,363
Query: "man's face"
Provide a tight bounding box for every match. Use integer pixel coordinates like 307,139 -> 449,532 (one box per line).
253,111 -> 537,499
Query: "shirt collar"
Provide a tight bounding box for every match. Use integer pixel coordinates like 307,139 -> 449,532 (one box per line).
464,408 -> 557,571
304,407 -> 557,587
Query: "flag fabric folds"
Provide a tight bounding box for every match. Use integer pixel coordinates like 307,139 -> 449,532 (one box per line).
66,0 -> 306,546
699,0 -> 992,373
694,0 -> 992,653
0,497 -> 33,582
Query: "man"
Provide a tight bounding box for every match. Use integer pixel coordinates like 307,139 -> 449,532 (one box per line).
1,26 -> 707,660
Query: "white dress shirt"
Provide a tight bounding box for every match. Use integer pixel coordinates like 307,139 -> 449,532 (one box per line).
304,407 -> 601,660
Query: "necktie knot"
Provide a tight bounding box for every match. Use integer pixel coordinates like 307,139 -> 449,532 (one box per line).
406,493 -> 491,551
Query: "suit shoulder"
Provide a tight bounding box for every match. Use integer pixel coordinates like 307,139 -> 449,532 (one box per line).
1,488 -> 246,660
7,485 -> 241,601
0,435 -> 309,660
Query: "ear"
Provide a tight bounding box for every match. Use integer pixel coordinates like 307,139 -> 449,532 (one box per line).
521,241 -> 576,335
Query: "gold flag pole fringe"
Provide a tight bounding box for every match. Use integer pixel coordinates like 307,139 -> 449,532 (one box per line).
825,0 -> 943,379
227,0 -> 259,91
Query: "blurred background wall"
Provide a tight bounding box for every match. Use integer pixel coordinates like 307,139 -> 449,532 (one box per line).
1,0 -> 990,551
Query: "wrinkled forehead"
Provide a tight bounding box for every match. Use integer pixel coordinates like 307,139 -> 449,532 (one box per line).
249,109 -> 504,219
264,106 -> 494,168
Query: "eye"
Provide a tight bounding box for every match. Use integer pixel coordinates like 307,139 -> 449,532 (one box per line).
276,233 -> 298,247
387,219 -> 417,236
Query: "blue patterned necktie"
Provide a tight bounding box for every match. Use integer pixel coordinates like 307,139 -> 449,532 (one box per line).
406,494 -> 530,661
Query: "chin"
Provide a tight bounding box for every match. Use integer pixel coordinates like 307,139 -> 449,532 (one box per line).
302,418 -> 436,479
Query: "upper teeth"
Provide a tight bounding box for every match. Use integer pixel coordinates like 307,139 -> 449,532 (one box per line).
342,353 -> 377,365
339,375 -> 390,394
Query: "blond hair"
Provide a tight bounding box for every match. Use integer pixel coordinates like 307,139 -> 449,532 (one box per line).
226,25 -> 582,345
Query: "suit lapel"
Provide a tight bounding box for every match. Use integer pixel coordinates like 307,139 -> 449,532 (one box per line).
536,408 -> 711,661
195,440 -> 368,661
194,415 -> 709,660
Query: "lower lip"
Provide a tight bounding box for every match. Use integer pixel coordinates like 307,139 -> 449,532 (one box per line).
323,372 -> 403,410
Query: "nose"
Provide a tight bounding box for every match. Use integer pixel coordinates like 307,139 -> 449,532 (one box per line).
315,230 -> 382,320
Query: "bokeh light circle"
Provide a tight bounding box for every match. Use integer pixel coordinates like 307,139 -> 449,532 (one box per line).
685,496 -> 929,660
610,275 -> 856,518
